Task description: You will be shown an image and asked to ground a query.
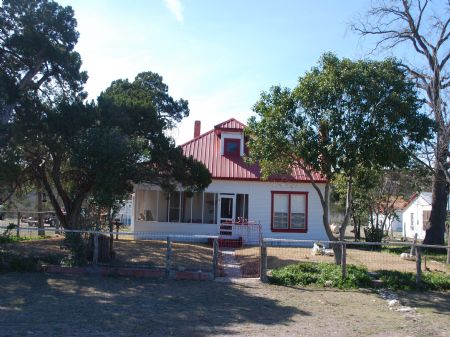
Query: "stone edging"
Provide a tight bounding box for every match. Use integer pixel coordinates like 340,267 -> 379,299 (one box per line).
43,265 -> 214,281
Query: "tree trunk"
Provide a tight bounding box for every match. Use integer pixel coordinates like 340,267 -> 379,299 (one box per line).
339,177 -> 353,241
424,159 -> 448,245
37,185 -> 45,237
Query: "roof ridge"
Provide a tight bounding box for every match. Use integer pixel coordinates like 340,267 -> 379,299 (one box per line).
214,117 -> 246,129
180,128 -> 215,148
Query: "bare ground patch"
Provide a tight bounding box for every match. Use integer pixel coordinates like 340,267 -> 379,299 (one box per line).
1,237 -> 214,271
0,273 -> 449,337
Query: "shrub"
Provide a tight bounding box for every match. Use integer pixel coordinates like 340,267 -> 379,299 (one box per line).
270,263 -> 450,291
270,262 -> 372,289
377,270 -> 450,291
0,252 -> 62,272
62,232 -> 88,266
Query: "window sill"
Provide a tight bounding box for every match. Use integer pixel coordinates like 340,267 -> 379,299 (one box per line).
271,228 -> 307,233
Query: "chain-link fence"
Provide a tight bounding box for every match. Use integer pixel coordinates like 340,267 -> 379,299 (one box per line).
0,210 -> 62,238
261,238 -> 450,284
0,225 -> 220,279
2,218 -> 449,283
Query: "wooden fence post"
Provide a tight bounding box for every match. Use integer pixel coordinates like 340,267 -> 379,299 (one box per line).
341,242 -> 347,279
16,212 -> 20,238
166,237 -> 172,276
260,242 -> 267,282
446,225 -> 450,265
410,233 -> 418,256
415,245 -> 422,286
93,233 -> 99,266
55,217 -> 60,235
212,238 -> 219,278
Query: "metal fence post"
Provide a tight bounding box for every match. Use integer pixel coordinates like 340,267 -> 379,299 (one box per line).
16,212 -> 20,238
212,238 -> 219,278
341,242 -> 347,279
166,237 -> 172,276
260,242 -> 267,282
415,245 -> 422,286
93,233 -> 99,266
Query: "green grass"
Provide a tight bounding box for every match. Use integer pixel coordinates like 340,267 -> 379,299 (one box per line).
377,270 -> 450,291
269,262 -> 372,289
270,262 -> 450,291
0,235 -> 52,244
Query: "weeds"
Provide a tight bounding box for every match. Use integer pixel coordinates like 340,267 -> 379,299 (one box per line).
270,262 -> 450,291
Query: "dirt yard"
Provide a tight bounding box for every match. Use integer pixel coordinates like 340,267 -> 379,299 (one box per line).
0,237 -> 214,271
0,273 -> 449,337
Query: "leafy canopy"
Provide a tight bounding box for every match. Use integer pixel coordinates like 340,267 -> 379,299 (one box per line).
13,72 -> 212,228
0,0 -> 88,203
247,53 -> 432,181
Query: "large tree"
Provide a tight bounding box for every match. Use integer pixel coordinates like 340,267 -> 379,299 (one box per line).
351,0 -> 450,244
0,0 -> 87,203
246,53 -> 432,251
11,72 -> 211,230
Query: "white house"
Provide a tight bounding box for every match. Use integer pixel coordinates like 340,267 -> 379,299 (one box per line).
131,118 -> 329,243
370,198 -> 407,234
401,192 -> 432,240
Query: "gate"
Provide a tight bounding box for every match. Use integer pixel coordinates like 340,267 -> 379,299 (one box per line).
217,222 -> 262,278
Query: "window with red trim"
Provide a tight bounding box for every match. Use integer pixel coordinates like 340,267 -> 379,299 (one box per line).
271,191 -> 308,232
224,138 -> 240,156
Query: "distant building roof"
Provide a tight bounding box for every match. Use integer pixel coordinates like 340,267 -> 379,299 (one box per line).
420,192 -> 432,205
181,118 -> 326,182
404,191 -> 432,209
391,197 -> 409,210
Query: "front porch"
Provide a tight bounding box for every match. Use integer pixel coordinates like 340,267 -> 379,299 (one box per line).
132,186 -> 258,243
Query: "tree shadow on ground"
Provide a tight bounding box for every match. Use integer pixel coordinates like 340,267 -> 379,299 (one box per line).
397,291 -> 450,315
0,273 -> 309,337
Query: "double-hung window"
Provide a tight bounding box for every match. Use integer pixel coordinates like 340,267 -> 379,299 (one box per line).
271,191 -> 307,232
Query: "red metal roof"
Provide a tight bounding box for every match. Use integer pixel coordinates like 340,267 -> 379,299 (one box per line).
214,118 -> 247,130
181,118 -> 326,182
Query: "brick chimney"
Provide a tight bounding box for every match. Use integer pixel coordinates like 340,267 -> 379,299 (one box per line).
194,120 -> 201,138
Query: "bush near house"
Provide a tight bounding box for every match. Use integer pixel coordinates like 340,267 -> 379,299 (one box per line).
270,262 -> 450,291
270,262 -> 372,289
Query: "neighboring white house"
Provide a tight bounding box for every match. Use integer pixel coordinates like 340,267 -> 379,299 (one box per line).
402,192 -> 432,240
370,198 -> 407,234
130,118 -> 329,243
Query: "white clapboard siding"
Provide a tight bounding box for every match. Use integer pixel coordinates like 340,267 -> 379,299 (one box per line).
131,180 -> 329,242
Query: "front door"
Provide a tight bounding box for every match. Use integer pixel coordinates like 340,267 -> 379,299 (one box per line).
218,194 -> 236,236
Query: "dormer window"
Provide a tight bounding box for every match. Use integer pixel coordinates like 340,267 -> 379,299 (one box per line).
224,138 -> 240,156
